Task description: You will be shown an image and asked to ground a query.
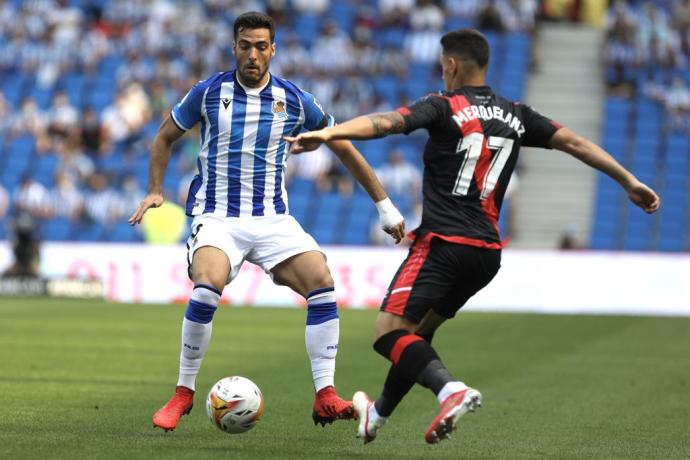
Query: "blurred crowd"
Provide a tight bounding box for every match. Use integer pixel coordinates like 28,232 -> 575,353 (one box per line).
0,0 -> 538,243
605,0 -> 690,133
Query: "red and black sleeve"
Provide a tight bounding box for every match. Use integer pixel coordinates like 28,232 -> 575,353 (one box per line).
519,103 -> 562,148
396,95 -> 448,134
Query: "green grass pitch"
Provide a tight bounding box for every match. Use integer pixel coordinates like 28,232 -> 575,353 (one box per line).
1,298 -> 689,459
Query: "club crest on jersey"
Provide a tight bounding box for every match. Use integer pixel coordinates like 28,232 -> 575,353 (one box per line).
272,100 -> 288,119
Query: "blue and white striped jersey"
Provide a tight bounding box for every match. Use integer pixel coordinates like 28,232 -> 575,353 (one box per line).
172,70 -> 334,217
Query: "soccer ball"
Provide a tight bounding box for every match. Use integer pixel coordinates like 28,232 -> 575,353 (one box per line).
206,376 -> 265,434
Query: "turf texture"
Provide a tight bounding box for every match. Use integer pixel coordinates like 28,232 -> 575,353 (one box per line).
1,298 -> 688,459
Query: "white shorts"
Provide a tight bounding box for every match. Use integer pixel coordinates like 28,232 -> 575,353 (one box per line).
186,214 -> 322,284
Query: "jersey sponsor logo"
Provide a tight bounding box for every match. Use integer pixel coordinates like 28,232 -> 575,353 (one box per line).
272,99 -> 288,120
452,104 -> 526,137
221,98 -> 231,110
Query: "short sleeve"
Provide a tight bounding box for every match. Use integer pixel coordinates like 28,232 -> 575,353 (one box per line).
519,103 -> 562,148
396,95 -> 448,134
171,80 -> 207,131
298,90 -> 335,131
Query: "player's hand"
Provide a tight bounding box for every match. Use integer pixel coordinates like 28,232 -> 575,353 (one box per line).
384,220 -> 406,244
626,181 -> 660,213
285,129 -> 331,154
128,193 -> 164,225
376,198 -> 405,244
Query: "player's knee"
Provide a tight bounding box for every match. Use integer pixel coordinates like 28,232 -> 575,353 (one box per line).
311,269 -> 334,290
191,268 -> 226,292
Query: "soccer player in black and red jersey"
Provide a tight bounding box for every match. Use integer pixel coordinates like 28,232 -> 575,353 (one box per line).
286,29 -> 660,445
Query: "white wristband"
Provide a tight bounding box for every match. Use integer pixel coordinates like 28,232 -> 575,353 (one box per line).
376,197 -> 404,230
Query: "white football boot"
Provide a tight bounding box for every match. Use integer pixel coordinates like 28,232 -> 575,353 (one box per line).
353,391 -> 386,444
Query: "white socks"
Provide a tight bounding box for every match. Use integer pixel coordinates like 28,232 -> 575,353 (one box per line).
437,381 -> 469,404
305,287 -> 339,392
177,285 -> 220,391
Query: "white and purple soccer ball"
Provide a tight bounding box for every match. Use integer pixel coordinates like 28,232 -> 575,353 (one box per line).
206,376 -> 264,434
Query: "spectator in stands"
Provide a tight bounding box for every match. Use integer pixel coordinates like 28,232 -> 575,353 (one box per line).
51,170 -> 84,221
0,92 -> 11,137
80,107 -> 103,155
645,76 -> 690,133
83,173 -> 124,228
504,0 -> 538,34
0,184 -> 8,221
410,0 -> 445,32
558,224 -> 583,250
404,25 -> 443,63
380,0 -> 414,27
293,0 -> 330,14
57,136 -> 95,186
673,0 -> 690,57
13,176 -> 52,219
312,21 -> 353,74
13,97 -> 47,138
637,2 -> 682,70
119,175 -> 145,215
605,28 -> 641,95
476,0 -> 506,32
2,211 -> 41,278
47,91 -> 79,140
375,148 -> 422,201
444,0 -> 482,19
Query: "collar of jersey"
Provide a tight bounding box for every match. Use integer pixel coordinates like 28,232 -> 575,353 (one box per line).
234,70 -> 272,96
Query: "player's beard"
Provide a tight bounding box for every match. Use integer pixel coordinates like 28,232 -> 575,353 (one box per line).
239,63 -> 267,87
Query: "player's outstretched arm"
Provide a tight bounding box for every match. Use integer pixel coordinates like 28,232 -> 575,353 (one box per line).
128,115 -> 186,225
286,111 -> 406,153
549,127 -> 661,213
326,139 -> 405,243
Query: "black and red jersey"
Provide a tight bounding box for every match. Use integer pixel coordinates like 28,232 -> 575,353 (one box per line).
398,86 -> 561,248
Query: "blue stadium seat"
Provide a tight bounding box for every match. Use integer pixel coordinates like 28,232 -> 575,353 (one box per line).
107,221 -> 143,242
33,153 -> 60,188
328,2 -> 355,33
74,221 -> 105,241
60,72 -> 87,107
372,75 -> 402,107
380,27 -> 407,50
294,14 -> 322,47
33,85 -> 54,109
40,217 -> 73,241
306,192 -> 343,243
1,72 -> 26,106
604,97 -> 631,118
657,218 -> 684,252
505,32 -> 530,56
343,197 -> 375,245
590,221 -> 619,250
446,16 -> 472,31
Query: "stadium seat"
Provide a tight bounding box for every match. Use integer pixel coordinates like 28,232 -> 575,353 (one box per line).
312,192 -> 343,244
40,217 -> 74,241
73,221 -> 105,241
33,153 -> 60,188
107,221 -> 143,242
294,14 -> 322,47
657,218 -> 685,252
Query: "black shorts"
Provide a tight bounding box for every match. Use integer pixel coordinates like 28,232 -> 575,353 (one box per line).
380,234 -> 501,323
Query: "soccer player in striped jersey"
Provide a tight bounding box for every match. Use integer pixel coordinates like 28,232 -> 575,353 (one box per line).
128,11 -> 405,432
287,29 -> 660,444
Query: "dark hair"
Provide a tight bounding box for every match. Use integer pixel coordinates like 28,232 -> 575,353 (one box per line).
233,11 -> 275,42
440,29 -> 490,69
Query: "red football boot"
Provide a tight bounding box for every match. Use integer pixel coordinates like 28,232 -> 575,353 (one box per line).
312,385 -> 355,426
424,388 -> 482,444
152,386 -> 195,432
